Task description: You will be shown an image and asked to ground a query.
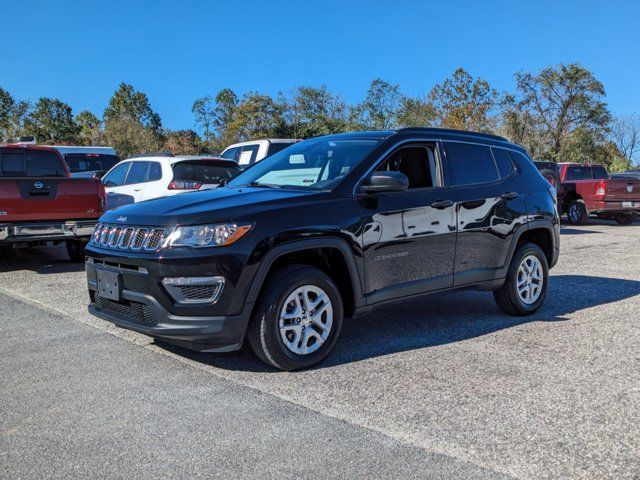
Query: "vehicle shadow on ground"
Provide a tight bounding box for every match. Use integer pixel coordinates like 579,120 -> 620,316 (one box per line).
560,227 -> 604,235
155,274 -> 640,372
0,246 -> 84,274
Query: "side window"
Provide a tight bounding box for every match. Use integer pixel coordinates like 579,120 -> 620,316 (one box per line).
239,144 -> 260,166
221,147 -> 240,162
491,148 -> 516,178
148,162 -> 162,181
102,162 -> 130,187
376,145 -> 439,189
445,142 -> 499,186
124,162 -> 150,185
266,142 -> 293,157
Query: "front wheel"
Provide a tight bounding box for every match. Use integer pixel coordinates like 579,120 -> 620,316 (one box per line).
494,243 -> 549,316
614,213 -> 636,225
66,240 -> 86,262
247,265 -> 344,371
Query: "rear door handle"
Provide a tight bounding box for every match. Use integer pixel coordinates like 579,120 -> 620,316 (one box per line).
501,192 -> 519,200
430,199 -> 453,209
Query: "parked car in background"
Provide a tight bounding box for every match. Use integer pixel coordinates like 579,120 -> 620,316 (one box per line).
559,163 -> 640,225
52,146 -> 120,179
101,155 -> 240,209
86,128 -> 559,370
220,139 -> 300,169
0,143 -> 106,261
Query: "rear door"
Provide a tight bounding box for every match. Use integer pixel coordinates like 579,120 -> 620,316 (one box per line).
443,142 -> 528,286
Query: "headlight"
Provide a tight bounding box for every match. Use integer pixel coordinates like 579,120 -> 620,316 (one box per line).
167,223 -> 252,248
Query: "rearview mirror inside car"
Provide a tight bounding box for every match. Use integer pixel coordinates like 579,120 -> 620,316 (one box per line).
360,171 -> 409,193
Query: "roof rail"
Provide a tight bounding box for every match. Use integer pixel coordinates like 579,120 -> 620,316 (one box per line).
395,127 -> 508,142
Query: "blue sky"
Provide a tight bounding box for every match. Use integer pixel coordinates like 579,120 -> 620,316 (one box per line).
1,0 -> 639,131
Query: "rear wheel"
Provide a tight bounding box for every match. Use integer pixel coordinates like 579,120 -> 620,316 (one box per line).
566,200 -> 589,225
66,240 -> 86,262
494,243 -> 549,316
247,265 -> 344,371
614,213 -> 636,225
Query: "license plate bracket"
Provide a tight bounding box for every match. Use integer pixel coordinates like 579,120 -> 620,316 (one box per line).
96,269 -> 121,301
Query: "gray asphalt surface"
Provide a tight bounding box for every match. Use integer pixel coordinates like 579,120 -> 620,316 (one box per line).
1,220 -> 639,479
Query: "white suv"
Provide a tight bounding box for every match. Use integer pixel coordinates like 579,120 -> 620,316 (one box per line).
101,155 -> 239,209
220,139 -> 299,168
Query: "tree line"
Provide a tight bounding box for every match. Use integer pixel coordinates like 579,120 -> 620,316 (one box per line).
1,63 -> 639,170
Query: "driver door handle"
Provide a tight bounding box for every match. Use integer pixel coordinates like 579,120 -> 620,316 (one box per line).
501,192 -> 519,200
430,199 -> 453,209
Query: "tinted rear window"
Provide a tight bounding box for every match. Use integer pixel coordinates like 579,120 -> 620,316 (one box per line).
172,161 -> 239,184
492,148 -> 516,178
64,153 -> 120,173
592,166 -> 608,180
445,142 -> 499,185
0,149 -> 65,177
565,167 -> 593,181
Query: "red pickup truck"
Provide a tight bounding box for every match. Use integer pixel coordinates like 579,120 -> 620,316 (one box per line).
558,163 -> 640,225
0,144 -> 106,261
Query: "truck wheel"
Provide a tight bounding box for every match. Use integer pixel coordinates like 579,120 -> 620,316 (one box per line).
614,213 -> 636,225
493,243 -> 549,316
66,240 -> 86,262
247,265 -> 344,371
566,200 -> 589,225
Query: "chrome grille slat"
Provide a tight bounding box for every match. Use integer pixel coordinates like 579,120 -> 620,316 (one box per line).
91,222 -> 167,252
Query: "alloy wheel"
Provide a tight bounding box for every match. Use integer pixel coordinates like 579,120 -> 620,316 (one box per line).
516,255 -> 544,305
278,285 -> 333,355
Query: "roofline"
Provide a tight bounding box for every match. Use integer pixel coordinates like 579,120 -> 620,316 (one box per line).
395,127 -> 509,142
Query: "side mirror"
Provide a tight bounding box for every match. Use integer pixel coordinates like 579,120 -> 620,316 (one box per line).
93,172 -> 105,180
360,171 -> 409,193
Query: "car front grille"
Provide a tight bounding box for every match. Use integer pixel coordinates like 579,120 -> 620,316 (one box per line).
94,295 -> 157,325
91,223 -> 170,252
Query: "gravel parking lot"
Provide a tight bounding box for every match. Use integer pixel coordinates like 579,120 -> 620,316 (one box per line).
1,220 -> 639,479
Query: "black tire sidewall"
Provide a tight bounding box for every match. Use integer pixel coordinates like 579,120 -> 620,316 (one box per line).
256,266 -> 344,370
506,244 -> 549,314
567,200 -> 587,225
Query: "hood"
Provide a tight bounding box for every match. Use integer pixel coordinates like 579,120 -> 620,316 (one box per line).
100,186 -> 319,226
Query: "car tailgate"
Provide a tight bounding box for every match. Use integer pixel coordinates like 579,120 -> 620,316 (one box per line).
0,178 -> 104,222
605,178 -> 640,202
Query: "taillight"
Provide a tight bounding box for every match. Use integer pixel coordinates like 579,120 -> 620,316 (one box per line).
595,180 -> 607,199
98,182 -> 106,212
169,180 -> 202,190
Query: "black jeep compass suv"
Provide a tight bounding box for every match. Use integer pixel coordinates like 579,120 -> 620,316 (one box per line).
86,128 -> 559,370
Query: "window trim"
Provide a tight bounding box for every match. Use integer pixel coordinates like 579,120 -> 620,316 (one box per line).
443,140 -> 503,188
354,140 -> 445,195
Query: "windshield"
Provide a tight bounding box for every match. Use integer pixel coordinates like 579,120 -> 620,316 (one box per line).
227,137 -> 380,190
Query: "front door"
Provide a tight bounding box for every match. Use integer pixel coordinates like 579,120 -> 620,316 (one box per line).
357,142 -> 457,304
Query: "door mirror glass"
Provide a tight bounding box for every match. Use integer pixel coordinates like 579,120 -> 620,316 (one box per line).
360,171 -> 409,193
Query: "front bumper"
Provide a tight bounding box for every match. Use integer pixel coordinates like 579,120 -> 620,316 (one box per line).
85,248 -> 255,352
0,220 -> 96,243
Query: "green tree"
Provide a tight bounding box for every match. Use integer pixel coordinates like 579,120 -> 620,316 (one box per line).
430,68 -> 499,132
103,83 -> 163,157
514,63 -> 610,159
396,96 -> 437,128
0,87 -> 31,140
25,97 -> 80,144
229,92 -> 287,141
76,110 -> 104,146
561,127 -> 630,172
358,79 -> 402,129
285,85 -> 350,138
192,88 -> 239,151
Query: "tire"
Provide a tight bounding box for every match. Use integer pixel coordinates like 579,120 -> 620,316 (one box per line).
493,243 -> 549,316
566,199 -> 589,225
247,265 -> 344,371
614,213 -> 636,225
66,240 -> 86,262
